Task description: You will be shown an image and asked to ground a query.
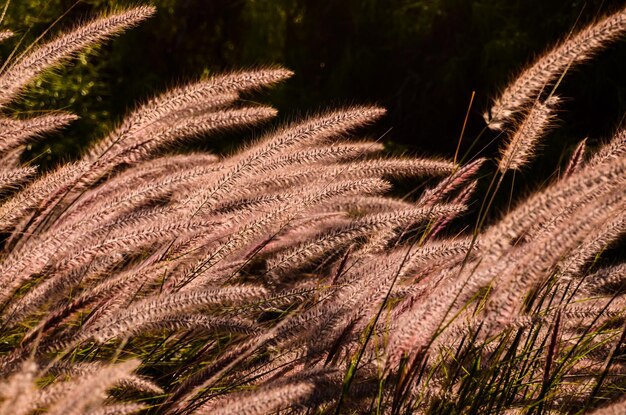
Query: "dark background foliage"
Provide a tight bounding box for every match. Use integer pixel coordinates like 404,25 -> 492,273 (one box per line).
2,0 -> 626,179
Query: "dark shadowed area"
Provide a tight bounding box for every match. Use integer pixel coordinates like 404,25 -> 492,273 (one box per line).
2,0 -> 626,178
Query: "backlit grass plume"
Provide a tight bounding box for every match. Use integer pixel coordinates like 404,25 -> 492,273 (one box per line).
0,4 -> 625,415
486,4 -> 626,129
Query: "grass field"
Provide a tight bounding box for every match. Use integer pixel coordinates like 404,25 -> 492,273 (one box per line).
0,4 -> 625,414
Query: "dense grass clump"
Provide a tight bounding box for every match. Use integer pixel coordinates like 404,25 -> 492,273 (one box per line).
0,4 -> 625,415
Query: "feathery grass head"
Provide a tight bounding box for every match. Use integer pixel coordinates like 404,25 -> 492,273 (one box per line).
0,6 -> 155,107
497,95 -> 559,172
486,5 -> 626,129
